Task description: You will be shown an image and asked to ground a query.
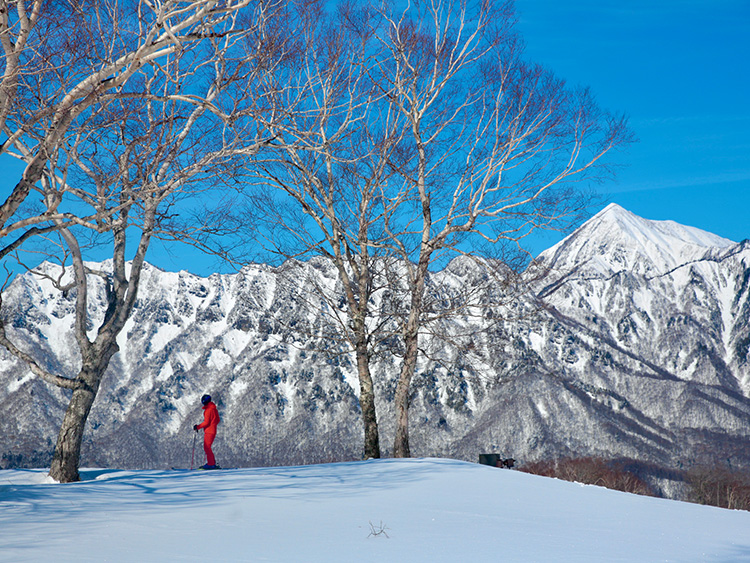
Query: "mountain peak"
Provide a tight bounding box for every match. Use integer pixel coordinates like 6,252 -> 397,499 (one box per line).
594,203 -> 734,247
540,203 -> 736,276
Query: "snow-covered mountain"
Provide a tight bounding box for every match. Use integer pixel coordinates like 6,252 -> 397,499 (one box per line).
1,204 -> 749,493
540,203 -> 736,276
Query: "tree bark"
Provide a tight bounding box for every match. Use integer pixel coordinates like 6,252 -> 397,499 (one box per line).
392,316 -> 420,458
48,343 -> 118,482
355,337 -> 380,459
48,382 -> 98,483
392,262 -> 428,458
392,375 -> 411,458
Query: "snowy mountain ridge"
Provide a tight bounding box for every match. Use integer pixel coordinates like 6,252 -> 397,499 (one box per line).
539,203 -> 737,277
1,204 -> 749,494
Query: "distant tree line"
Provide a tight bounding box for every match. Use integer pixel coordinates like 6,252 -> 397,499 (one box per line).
520,456 -> 750,511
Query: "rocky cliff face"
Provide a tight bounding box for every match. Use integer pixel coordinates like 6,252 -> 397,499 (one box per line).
1,204 -> 749,482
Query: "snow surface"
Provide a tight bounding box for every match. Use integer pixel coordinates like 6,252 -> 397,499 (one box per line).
2,458 -> 750,562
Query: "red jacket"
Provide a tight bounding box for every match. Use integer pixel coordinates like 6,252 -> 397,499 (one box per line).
197,401 -> 220,434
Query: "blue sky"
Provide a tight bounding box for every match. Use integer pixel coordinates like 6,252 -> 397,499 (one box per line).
516,0 -> 750,251
3,1 -> 748,276
156,0 -> 750,271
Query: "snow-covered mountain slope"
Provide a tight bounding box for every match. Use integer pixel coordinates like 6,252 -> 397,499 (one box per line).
534,204 -> 750,392
539,203 -> 736,276
3,458 -> 750,563
1,204 -> 749,492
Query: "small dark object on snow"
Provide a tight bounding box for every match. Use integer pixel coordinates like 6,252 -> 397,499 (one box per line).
478,454 -> 515,469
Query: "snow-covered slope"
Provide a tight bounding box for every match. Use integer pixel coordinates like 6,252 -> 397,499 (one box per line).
534,204 -> 750,393
1,205 -> 749,491
539,203 -> 736,276
2,458 -> 749,563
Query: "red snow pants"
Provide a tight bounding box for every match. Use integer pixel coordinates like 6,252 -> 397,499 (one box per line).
203,431 -> 216,466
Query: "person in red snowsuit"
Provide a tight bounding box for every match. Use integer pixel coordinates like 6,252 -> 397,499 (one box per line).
194,394 -> 220,469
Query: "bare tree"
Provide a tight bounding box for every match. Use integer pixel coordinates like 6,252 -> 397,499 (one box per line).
192,0 -> 632,460
372,0 -> 632,457
194,1 -> 405,460
0,0 -> 255,255
0,0 -> 277,482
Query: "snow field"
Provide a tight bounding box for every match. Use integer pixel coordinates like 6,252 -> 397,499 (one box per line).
2,458 -> 750,562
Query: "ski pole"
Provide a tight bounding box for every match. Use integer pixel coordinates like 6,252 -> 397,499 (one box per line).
190,429 -> 197,470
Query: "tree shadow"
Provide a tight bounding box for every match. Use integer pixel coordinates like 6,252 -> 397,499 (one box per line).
0,458 -> 466,523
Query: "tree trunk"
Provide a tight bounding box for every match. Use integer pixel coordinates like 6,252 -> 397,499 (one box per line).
49,344 -> 116,483
393,312 -> 421,457
392,251 -> 429,458
49,377 -> 99,483
355,339 -> 380,459
392,330 -> 419,458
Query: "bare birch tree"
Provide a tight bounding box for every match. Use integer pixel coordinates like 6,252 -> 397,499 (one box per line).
191,0 -> 632,459
372,0 -> 632,457
0,0 -> 256,255
193,1 -> 406,460
0,0 -> 278,482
